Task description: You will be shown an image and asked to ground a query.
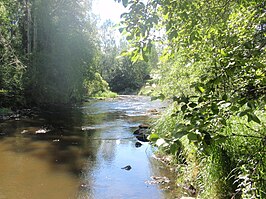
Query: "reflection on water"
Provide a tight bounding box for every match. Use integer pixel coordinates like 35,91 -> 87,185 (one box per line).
0,138 -> 79,199
0,95 -> 178,199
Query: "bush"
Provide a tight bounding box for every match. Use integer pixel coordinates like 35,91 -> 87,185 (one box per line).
85,73 -> 117,98
151,104 -> 266,198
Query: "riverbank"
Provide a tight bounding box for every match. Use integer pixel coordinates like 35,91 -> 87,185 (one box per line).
150,102 -> 266,198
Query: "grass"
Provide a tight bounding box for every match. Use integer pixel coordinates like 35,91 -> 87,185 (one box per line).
151,104 -> 266,198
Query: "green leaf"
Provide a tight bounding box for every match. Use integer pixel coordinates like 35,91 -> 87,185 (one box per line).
220,118 -> 227,125
170,143 -> 179,155
148,133 -> 159,142
247,101 -> 255,109
126,35 -> 133,40
239,111 -> 248,117
184,113 -> 193,119
203,133 -> 212,145
196,86 -> 205,93
211,103 -> 219,114
118,28 -> 124,33
173,96 -> 179,101
187,132 -> 200,142
220,49 -> 227,56
168,30 -> 178,40
222,94 -> 228,101
214,134 -> 227,144
198,97 -> 204,103
180,96 -> 189,103
230,106 -> 239,112
142,51 -> 148,62
238,98 -> 247,106
247,112 -> 261,124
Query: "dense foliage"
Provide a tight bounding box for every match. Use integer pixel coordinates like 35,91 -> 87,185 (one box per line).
0,0 -> 26,107
98,20 -> 156,94
1,0 -> 157,107
119,0 -> 266,198
0,0 -> 105,106
24,0 -> 99,104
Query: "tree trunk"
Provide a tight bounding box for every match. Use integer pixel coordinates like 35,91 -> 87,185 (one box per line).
26,0 -> 32,54
33,8 -> 37,52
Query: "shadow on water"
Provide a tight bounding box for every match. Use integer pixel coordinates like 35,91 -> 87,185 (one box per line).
0,96 -> 179,199
0,105 -> 100,175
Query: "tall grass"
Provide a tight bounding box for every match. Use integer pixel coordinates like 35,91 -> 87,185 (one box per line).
152,105 -> 266,198
218,113 -> 266,199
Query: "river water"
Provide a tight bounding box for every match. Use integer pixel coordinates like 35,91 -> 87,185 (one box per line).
0,95 -> 178,199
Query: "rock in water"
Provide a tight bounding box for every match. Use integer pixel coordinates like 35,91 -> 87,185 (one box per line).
136,134 -> 149,142
133,124 -> 150,142
121,165 -> 132,171
138,124 -> 150,129
135,141 -> 142,148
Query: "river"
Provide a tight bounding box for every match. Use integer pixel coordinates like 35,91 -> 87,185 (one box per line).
0,95 -> 179,199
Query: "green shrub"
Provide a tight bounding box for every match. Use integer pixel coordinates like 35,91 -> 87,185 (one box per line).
85,73 -> 117,98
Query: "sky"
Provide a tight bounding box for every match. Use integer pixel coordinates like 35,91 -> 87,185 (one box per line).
92,0 -> 127,23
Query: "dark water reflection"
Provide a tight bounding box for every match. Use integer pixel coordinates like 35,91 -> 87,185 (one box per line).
0,95 -> 179,199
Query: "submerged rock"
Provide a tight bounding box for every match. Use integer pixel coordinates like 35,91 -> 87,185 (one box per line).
121,165 -> 132,171
135,141 -> 142,148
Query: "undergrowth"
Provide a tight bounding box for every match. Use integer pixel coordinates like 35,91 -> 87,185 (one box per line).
151,105 -> 266,199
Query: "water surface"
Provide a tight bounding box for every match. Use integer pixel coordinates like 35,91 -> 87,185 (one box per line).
0,95 -> 178,199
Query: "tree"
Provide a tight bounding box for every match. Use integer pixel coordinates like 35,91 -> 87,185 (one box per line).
1,0 -> 102,106
24,0 -> 99,104
0,0 -> 26,107
98,20 -> 119,81
118,0 -> 266,197
98,19 -> 154,94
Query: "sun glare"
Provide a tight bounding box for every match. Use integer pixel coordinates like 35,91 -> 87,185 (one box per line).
92,0 -> 127,23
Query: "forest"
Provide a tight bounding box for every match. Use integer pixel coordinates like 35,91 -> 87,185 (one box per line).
0,0 -> 153,107
1,0 -> 266,198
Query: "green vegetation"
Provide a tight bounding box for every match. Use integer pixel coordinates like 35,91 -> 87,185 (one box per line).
1,0 -> 102,106
98,20 -> 157,94
85,72 -> 117,98
119,0 -> 266,198
0,0 -> 155,108
1,0 -> 265,197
